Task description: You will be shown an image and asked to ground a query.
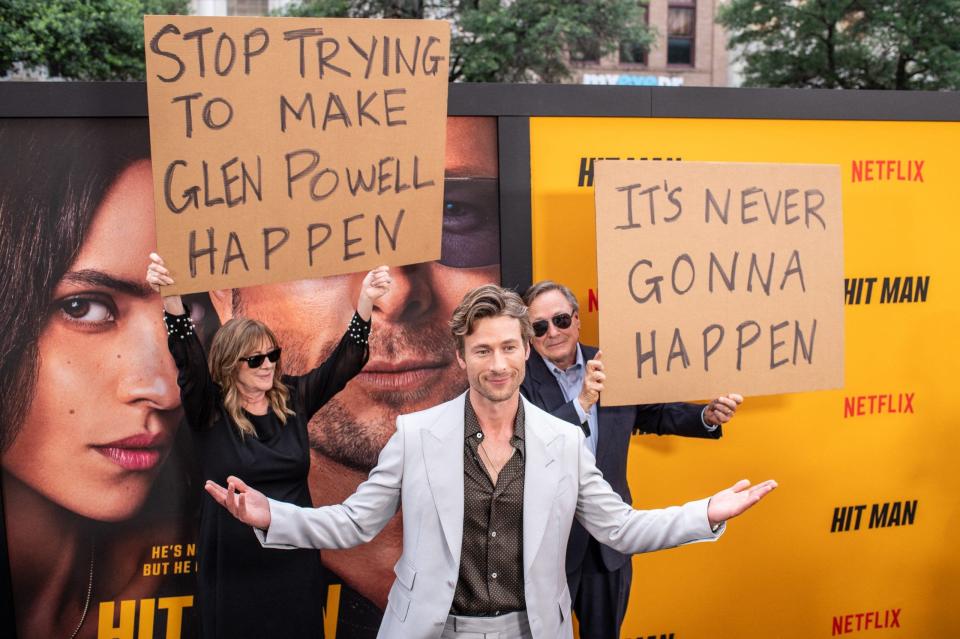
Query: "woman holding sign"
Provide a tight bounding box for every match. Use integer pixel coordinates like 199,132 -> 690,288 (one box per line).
146,253 -> 390,639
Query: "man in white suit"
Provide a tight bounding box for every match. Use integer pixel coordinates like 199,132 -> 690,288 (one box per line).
206,284 -> 776,639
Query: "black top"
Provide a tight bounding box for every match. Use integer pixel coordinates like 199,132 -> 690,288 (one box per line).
453,399 -> 526,616
164,310 -> 370,639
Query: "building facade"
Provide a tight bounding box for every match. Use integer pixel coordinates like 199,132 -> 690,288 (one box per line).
191,0 -> 293,16
572,0 -> 732,87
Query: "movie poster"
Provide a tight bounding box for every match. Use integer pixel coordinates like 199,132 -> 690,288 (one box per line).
0,115 -> 499,639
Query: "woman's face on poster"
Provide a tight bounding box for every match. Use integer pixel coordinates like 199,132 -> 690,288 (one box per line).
1,160 -> 182,521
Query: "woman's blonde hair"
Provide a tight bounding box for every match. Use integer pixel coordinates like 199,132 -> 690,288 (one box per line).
208,318 -> 294,438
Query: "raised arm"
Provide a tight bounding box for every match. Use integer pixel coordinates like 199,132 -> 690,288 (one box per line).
633,393 -> 742,438
290,266 -> 392,418
146,253 -> 218,430
147,252 -> 185,315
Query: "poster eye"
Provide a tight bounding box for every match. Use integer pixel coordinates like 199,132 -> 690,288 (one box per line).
59,297 -> 115,323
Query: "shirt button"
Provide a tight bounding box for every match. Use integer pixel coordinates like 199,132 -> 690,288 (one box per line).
476,433 -> 483,439
491,572 -> 498,579
490,531 -> 497,538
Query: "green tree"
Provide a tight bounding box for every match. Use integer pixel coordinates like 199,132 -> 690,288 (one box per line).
718,0 -> 960,90
279,0 -> 654,82
0,0 -> 189,81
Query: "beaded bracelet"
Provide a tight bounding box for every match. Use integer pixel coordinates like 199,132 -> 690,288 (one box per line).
164,312 -> 195,340
348,313 -> 370,346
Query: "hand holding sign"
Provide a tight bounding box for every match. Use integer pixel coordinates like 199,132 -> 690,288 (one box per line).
578,350 -> 605,413
146,252 -> 187,315
357,265 -> 392,320
703,393 -> 743,426
146,252 -> 174,292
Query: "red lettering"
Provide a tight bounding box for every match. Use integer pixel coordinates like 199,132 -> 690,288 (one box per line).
851,161 -> 863,183
903,392 -> 914,413
852,160 -> 923,183
856,396 -> 865,416
832,616 -> 844,635
588,287 -> 599,313
844,396 -> 856,418
835,607 -> 902,633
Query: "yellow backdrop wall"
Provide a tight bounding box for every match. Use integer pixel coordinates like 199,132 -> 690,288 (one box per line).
530,117 -> 959,639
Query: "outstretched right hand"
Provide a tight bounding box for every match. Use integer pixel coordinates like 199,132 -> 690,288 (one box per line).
205,476 -> 272,531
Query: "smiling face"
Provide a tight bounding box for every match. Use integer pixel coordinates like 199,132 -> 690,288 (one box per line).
235,337 -> 279,397
527,289 -> 581,371
457,315 -> 529,405
0,160 -> 181,522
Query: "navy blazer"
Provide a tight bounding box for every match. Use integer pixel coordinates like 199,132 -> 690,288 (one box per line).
520,343 -> 723,572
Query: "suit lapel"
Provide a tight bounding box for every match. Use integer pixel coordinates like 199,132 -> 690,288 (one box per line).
526,351 -> 568,411
421,393 -> 466,564
529,344 -> 602,459
522,398 -> 561,575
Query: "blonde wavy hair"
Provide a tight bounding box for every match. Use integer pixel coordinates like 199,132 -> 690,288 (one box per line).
208,318 -> 294,438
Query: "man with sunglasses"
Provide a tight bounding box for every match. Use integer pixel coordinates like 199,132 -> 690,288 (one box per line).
208,117 -> 501,636
520,280 -> 742,639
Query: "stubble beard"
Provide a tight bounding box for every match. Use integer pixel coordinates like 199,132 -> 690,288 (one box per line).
474,371 -> 520,405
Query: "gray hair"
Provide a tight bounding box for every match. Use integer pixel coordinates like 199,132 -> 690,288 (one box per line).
522,280 -> 579,314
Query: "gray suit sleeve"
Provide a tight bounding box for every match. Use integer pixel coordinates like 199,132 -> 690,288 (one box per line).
573,431 -> 724,554
254,418 -> 406,550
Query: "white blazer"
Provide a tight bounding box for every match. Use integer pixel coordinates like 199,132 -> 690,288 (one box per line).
257,393 -> 722,639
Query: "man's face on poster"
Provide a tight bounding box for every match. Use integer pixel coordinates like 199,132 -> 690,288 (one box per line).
211,118 -> 499,470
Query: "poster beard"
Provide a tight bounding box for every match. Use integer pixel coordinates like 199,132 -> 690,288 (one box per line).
262,311 -> 469,472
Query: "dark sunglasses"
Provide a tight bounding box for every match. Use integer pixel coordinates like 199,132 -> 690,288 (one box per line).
239,348 -> 281,368
532,313 -> 573,338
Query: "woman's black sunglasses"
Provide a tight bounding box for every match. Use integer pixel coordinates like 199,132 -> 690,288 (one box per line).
240,348 -> 282,368
532,313 -> 573,338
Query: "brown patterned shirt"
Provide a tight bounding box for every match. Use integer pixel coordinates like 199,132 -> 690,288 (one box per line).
451,398 -> 527,616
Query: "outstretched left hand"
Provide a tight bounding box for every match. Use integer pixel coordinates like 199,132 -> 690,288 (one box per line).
357,265 -> 392,320
707,479 -> 778,529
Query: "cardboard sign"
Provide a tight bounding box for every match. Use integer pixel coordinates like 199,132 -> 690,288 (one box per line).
594,161 -> 844,405
144,16 -> 449,294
